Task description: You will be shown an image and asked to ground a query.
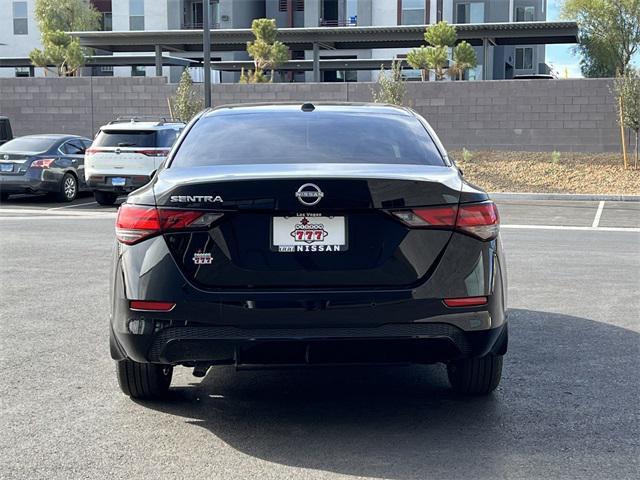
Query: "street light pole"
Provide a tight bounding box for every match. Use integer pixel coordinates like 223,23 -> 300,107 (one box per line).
203,0 -> 211,108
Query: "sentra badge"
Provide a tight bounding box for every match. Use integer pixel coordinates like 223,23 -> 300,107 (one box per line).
170,195 -> 223,203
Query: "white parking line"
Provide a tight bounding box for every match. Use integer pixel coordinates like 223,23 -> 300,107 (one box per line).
0,208 -> 115,216
502,224 -> 639,233
592,201 -> 605,228
48,201 -> 99,210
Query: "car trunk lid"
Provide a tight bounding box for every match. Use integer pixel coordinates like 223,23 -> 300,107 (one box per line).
153,164 -> 462,289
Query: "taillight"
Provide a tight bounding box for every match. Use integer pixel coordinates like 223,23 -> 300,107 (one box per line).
85,147 -> 99,155
31,158 -> 55,168
455,202 -> 500,240
135,149 -> 168,157
391,201 -> 499,241
115,203 -> 222,245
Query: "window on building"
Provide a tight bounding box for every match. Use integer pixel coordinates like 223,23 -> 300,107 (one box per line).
101,66 -> 114,73
456,2 -> 484,23
280,0 -> 304,13
129,0 -> 145,30
13,1 -> 28,35
515,6 -> 535,22
401,0 -> 425,25
131,66 -> 146,77
515,47 -> 534,70
102,12 -> 112,31
15,67 -> 32,77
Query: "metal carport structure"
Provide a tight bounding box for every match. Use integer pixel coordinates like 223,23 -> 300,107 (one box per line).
68,22 -> 578,81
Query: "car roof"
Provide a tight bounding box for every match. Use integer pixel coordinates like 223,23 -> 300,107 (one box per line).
19,134 -> 87,140
204,102 -> 415,118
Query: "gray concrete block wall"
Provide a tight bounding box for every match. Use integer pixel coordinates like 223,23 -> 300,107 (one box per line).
0,77 -> 620,152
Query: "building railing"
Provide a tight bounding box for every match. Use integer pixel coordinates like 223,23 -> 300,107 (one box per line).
182,22 -> 221,30
319,18 -> 357,27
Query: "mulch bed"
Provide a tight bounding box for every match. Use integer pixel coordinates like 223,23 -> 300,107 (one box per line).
452,150 -> 640,195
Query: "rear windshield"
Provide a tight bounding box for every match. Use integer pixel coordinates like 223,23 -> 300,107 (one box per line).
94,129 -> 182,148
171,112 -> 445,167
0,136 -> 56,153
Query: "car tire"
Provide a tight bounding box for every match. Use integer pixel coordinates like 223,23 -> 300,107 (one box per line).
116,359 -> 173,400
94,190 -> 118,206
56,173 -> 78,202
447,353 -> 503,395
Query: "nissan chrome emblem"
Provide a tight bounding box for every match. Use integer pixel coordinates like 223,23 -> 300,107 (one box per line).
3,154 -> 8,160
295,183 -> 324,206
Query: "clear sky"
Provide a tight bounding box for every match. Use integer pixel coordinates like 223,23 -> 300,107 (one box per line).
545,0 -> 583,78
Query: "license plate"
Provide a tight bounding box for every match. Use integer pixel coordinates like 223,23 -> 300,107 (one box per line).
272,215 -> 347,253
0,164 -> 13,172
111,177 -> 126,186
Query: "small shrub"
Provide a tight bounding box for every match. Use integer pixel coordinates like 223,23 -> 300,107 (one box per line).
462,148 -> 474,162
551,151 -> 561,164
371,60 -> 406,106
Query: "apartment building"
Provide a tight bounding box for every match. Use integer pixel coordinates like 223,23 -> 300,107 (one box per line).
0,0 -> 548,81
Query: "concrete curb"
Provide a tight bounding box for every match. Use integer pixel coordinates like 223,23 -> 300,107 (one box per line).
489,192 -> 640,202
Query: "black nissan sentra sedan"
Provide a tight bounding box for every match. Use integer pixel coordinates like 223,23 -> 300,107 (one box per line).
0,134 -> 93,202
110,103 -> 508,400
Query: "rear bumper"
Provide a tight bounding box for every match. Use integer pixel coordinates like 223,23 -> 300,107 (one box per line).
87,175 -> 150,193
0,171 -> 60,194
112,319 -> 508,366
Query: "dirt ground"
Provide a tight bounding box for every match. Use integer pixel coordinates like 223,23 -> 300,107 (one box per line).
452,150 -> 640,195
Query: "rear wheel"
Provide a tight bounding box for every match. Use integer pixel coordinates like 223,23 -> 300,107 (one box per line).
447,354 -> 503,395
56,173 -> 77,202
94,190 -> 118,206
116,359 -> 173,400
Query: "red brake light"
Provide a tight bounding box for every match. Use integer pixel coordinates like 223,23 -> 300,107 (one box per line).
31,158 -> 55,168
85,147 -> 99,155
135,149 -> 168,157
391,201 -> 499,240
115,204 -> 222,245
116,205 -> 161,244
456,202 -> 500,240
130,300 -> 175,312
444,296 -> 488,307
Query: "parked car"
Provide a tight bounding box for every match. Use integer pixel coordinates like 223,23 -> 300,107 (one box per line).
0,134 -> 92,202
0,116 -> 13,146
85,118 -> 185,206
110,103 -> 508,400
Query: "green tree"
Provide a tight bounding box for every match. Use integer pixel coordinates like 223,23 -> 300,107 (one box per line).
29,0 -> 101,76
614,69 -> 640,168
245,18 -> 290,83
450,41 -> 478,80
407,21 -> 476,81
171,69 -> 203,123
371,60 -> 406,106
576,34 -> 620,77
424,21 -> 457,48
425,45 -> 450,81
562,0 -> 640,77
406,46 -> 430,81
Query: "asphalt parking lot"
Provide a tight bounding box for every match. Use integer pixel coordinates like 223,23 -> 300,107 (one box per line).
1,196 -> 639,479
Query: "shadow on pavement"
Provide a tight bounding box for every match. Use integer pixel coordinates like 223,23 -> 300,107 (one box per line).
138,309 -> 640,479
